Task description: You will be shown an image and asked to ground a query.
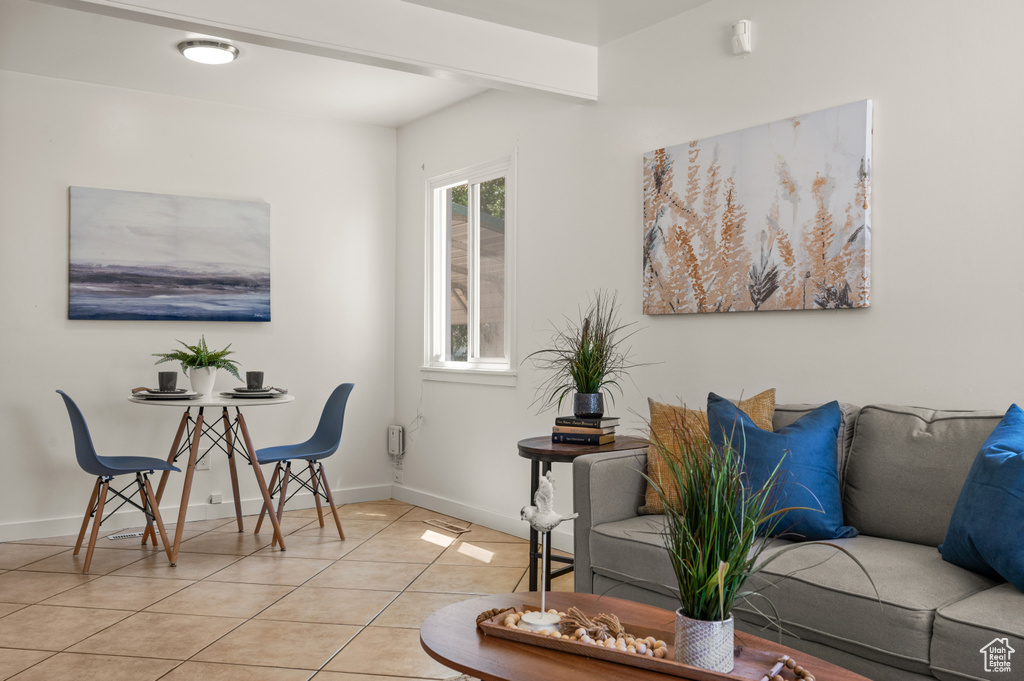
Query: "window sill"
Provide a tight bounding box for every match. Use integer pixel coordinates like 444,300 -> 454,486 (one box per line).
421,366 -> 517,387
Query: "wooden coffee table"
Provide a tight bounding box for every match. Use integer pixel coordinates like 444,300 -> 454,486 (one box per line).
420,592 -> 870,681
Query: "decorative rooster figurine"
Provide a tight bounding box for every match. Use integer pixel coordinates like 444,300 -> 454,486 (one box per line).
521,471 -> 578,534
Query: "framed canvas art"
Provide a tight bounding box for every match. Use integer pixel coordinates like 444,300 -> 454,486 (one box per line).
642,100 -> 872,314
69,187 -> 271,321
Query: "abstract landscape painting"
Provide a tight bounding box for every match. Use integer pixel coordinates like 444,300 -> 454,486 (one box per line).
643,100 -> 871,314
69,187 -> 270,321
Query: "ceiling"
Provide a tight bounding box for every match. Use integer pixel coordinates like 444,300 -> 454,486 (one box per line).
404,0 -> 712,47
0,0 -> 711,127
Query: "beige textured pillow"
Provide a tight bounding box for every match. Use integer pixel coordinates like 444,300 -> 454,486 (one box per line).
639,389 -> 776,515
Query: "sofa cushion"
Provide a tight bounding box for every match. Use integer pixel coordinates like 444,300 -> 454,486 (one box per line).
940,404 -> 1024,591
589,515 -> 678,599
641,390 -> 775,514
708,395 -> 856,541
734,536 -> 1001,675
931,583 -> 1024,681
843,405 -> 1003,547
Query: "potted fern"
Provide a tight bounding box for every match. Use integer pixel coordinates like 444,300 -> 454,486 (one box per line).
153,336 -> 242,396
527,290 -> 639,418
646,414 -> 874,673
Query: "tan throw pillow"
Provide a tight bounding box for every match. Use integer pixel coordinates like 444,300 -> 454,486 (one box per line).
639,389 -> 776,515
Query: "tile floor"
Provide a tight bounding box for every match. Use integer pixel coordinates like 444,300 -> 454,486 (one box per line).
0,500 -> 573,680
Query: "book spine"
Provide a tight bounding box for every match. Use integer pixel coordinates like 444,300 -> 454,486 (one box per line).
554,417 -> 619,428
551,433 -> 614,445
552,425 -> 615,435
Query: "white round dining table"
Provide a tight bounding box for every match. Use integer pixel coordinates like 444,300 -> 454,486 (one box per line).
128,391 -> 295,564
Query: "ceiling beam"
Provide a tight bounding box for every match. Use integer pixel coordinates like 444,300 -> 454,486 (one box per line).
34,0 -> 598,101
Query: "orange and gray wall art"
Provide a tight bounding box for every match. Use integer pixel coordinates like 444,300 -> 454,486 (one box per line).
643,100 -> 871,315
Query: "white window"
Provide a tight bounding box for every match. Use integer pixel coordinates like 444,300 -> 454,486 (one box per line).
424,155 -> 515,385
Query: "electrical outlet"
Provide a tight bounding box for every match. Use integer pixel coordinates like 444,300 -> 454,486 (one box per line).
194,454 -> 210,471
209,493 -> 223,504
392,461 -> 403,484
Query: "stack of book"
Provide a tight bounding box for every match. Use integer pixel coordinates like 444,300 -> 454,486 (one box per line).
551,415 -> 620,445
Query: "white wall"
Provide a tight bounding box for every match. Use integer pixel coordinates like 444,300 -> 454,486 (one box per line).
0,70 -> 397,540
393,0 -> 1024,548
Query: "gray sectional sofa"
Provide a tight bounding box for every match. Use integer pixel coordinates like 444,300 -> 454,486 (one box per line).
573,403 -> 1024,681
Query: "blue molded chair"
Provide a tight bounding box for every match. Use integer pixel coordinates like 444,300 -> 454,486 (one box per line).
57,390 -> 180,573
255,383 -> 354,544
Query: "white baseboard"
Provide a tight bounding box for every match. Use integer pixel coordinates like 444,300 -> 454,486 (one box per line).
0,484 -> 566,553
0,484 -> 395,543
389,484 -> 575,553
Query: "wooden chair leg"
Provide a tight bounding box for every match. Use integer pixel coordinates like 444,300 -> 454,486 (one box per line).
318,463 -> 345,541
271,462 -> 291,548
136,474 -> 156,548
74,478 -> 101,556
255,463 -> 281,535
309,461 -> 325,527
143,475 -> 174,565
83,480 -> 109,574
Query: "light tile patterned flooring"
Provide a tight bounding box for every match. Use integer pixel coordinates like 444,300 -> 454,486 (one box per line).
0,500 -> 573,680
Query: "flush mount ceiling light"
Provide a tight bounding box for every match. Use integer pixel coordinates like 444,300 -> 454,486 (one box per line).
177,40 -> 239,65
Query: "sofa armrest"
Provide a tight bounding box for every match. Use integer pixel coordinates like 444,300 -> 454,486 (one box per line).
573,447 -> 648,594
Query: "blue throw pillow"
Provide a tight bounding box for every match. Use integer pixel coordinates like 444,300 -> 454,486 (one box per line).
707,393 -> 857,541
940,404 -> 1024,591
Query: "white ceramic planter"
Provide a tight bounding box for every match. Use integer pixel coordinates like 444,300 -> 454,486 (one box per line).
674,609 -> 735,673
189,366 -> 217,396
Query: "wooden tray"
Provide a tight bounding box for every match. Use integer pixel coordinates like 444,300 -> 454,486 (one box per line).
478,605 -> 791,681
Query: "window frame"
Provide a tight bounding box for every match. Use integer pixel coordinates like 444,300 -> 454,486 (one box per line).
423,154 -> 516,385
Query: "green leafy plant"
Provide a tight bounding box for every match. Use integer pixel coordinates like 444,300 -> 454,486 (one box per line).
646,414 -> 876,624
526,290 -> 641,413
152,335 -> 242,380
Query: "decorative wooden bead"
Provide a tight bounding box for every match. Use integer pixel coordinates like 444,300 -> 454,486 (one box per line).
794,666 -> 805,676
785,658 -> 797,670
773,675 -> 784,681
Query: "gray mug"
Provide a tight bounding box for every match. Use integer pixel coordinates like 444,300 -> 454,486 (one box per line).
246,371 -> 264,390
158,372 -> 177,392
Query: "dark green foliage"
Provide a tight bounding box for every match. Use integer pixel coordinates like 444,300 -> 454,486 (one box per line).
646,427 -> 787,622
450,179 -> 505,220
526,291 -> 641,413
153,335 -> 242,380
646,417 -> 878,624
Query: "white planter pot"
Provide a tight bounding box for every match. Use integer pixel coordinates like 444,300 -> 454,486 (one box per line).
674,609 -> 734,673
189,366 -> 217,396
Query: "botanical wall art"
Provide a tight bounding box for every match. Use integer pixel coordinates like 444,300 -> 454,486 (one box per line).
69,187 -> 271,321
642,100 -> 872,314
